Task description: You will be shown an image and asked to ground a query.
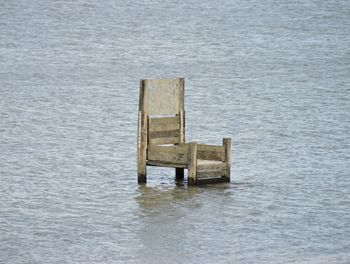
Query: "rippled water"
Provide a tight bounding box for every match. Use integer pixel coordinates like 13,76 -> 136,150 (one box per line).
1,0 -> 350,263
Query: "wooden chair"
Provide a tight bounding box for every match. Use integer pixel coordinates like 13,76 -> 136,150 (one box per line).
137,78 -> 231,185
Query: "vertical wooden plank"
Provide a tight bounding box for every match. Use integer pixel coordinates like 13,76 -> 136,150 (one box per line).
223,138 -> 231,182
139,80 -> 145,111
137,111 -> 147,183
188,142 -> 198,186
183,110 -> 185,142
175,168 -> 184,181
178,78 -> 185,112
179,110 -> 185,143
176,109 -> 185,181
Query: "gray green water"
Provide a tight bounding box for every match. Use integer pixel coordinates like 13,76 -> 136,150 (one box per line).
1,0 -> 349,263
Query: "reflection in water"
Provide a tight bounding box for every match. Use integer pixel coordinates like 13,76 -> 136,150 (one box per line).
135,184 -> 234,263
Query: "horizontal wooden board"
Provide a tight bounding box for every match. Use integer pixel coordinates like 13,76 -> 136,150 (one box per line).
147,161 -> 187,168
197,170 -> 227,179
197,160 -> 226,172
197,144 -> 225,161
149,116 -> 180,126
196,177 -> 230,185
148,145 -> 189,155
197,144 -> 225,153
149,122 -> 180,132
148,148 -> 188,165
149,129 -> 179,139
148,137 -> 180,145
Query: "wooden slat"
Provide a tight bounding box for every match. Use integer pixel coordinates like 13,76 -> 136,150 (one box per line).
223,138 -> 231,181
149,116 -> 180,126
148,148 -> 187,164
138,80 -> 145,111
149,137 -> 180,145
148,145 -> 189,155
196,177 -> 230,185
197,160 -> 226,172
176,167 -> 184,180
178,78 -> 185,111
149,122 -> 180,132
197,144 -> 225,153
137,111 -> 147,183
197,170 -> 227,179
149,129 -> 179,139
179,110 -> 185,143
197,144 -> 225,161
147,144 -> 189,168
188,142 -> 198,185
147,161 -> 187,168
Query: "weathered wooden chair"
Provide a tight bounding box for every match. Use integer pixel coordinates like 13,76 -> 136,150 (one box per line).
137,78 -> 231,185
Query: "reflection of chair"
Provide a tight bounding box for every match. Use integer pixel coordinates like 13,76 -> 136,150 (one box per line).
137,78 -> 231,185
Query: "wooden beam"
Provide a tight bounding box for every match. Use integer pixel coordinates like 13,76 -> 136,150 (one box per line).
137,111 -> 147,183
197,170 -> 227,179
188,142 -> 198,186
149,116 -> 180,125
148,145 -> 189,155
179,110 -> 185,143
196,177 -> 230,185
178,78 -> 185,114
148,137 -> 180,145
197,161 -> 226,172
147,149 -> 188,165
149,122 -> 180,132
147,161 -> 187,168
149,129 -> 179,139
139,80 -> 145,111
175,168 -> 184,181
197,144 -> 225,161
223,138 -> 231,182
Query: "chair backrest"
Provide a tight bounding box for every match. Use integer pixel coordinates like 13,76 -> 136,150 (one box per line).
139,78 -> 184,115
138,78 -> 185,145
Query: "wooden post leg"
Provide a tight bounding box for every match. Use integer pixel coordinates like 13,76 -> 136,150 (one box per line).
188,142 -> 198,186
175,168 -> 184,181
223,138 -> 231,182
137,111 -> 147,183
138,162 -> 147,183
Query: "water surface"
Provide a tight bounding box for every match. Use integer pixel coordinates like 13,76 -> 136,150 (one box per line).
1,0 -> 349,263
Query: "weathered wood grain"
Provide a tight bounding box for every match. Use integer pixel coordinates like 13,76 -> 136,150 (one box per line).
197,170 -> 227,179
175,168 -> 184,180
137,111 -> 147,183
148,122 -> 180,132
147,145 -> 188,167
188,142 -> 198,186
140,79 -> 184,115
179,110 -> 185,143
148,137 -> 180,145
148,147 -> 188,165
223,138 -> 231,181
197,160 -> 226,172
147,161 -> 187,168
148,145 -> 189,155
149,116 -> 180,126
149,129 -> 180,139
196,177 -> 230,185
197,144 -> 225,161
